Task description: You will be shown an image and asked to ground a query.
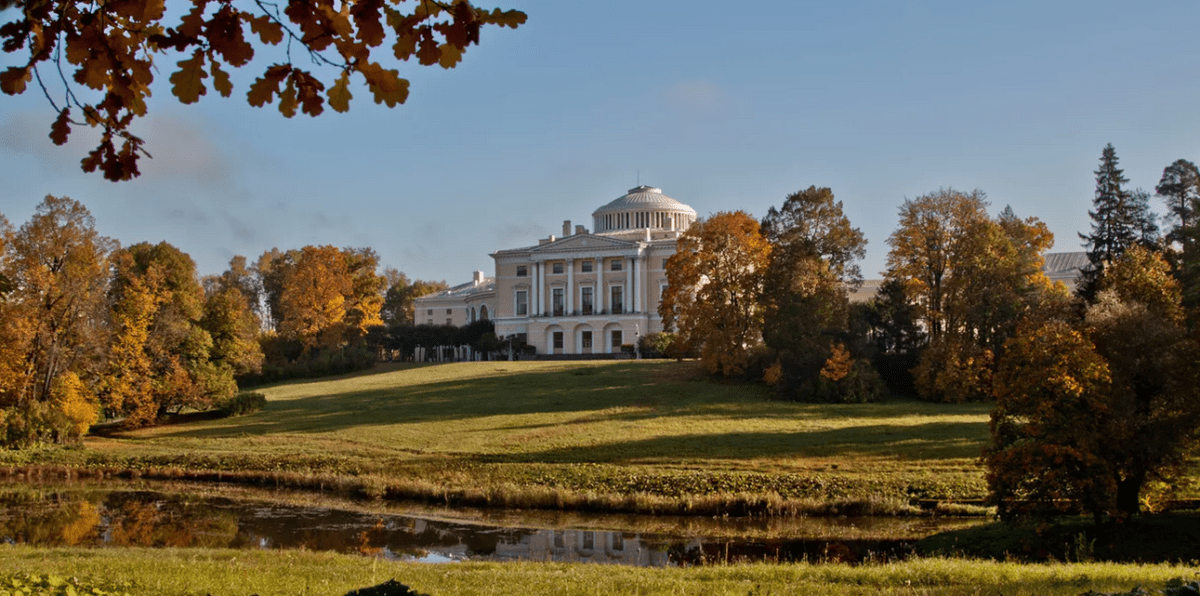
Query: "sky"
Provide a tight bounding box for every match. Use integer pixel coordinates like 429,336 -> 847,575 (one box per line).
3,1 -> 1200,283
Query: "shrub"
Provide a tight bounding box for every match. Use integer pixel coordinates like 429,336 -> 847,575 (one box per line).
218,392 -> 267,417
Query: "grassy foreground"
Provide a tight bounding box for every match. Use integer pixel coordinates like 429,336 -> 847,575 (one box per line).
2,545 -> 1197,596
5,361 -> 995,515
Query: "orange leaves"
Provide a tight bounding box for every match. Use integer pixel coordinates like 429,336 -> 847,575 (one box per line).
49,108 -> 71,145
359,62 -> 409,107
169,50 -> 208,104
0,66 -> 30,95
328,71 -> 353,113
5,0 -> 525,180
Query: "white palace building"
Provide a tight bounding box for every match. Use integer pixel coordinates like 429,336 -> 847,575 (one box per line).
415,185 -> 698,357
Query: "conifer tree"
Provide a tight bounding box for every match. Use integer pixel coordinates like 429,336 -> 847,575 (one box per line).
1078,144 -> 1158,300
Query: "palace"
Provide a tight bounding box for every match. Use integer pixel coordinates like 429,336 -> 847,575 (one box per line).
415,185 -> 697,356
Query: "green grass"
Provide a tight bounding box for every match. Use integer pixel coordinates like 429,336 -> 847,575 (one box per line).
5,361 -> 996,515
1,545 -> 1197,596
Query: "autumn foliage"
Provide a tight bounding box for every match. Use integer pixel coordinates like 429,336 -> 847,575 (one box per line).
0,0 -> 525,180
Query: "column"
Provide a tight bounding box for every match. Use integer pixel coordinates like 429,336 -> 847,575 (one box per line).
598,257 -> 605,313
625,256 -> 633,314
566,258 -> 574,315
536,262 -> 544,317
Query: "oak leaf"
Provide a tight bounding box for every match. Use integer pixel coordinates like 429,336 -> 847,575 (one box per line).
278,76 -> 298,117
328,71 -> 352,113
210,61 -> 233,97
50,107 -> 71,145
246,14 -> 284,45
437,43 -> 462,69
247,65 -> 290,107
360,63 -> 409,107
0,65 -> 30,94
169,50 -> 207,104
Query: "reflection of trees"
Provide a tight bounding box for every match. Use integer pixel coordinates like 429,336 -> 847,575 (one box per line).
103,493 -> 239,548
0,492 -> 101,546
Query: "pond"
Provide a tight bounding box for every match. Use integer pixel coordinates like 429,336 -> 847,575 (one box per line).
0,482 -> 985,567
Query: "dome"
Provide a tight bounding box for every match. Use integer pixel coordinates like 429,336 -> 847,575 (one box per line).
592,186 -> 697,234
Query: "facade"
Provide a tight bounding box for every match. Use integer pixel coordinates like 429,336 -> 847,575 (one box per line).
491,185 -> 697,356
414,270 -> 495,326
416,185 -> 697,356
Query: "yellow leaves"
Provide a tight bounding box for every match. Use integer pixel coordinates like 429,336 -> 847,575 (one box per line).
359,62 -> 409,107
247,14 -> 284,45
820,343 -> 852,382
169,50 -> 207,104
328,71 -> 353,113
247,64 -> 291,108
0,65 -> 31,95
478,8 -> 528,29
438,43 -> 463,69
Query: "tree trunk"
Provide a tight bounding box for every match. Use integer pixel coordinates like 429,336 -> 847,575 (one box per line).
1115,472 -> 1145,518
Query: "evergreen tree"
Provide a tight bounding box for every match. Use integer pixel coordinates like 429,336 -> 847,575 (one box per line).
1078,144 -> 1157,300
1156,159 -> 1200,316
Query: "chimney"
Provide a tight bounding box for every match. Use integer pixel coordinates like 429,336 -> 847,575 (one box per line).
575,224 -> 586,235
473,270 -> 484,285
563,220 -> 571,236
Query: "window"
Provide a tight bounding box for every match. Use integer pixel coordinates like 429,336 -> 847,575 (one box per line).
552,287 -> 564,317
553,531 -> 565,549
581,260 -> 593,273
662,258 -> 669,269
480,305 -> 488,320
582,331 -> 592,349
612,533 -> 624,551
446,308 -> 452,314
553,331 -> 563,349
581,286 -> 593,315
446,318 -> 452,325
516,265 -> 528,277
611,330 -> 622,350
611,286 -> 623,315
552,262 -> 564,274
582,531 -> 594,550
426,309 -> 432,315
610,259 -> 622,272
516,291 -> 528,316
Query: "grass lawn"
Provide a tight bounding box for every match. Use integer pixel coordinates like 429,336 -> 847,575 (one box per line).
6,360 -> 994,515
1,545 -> 1197,596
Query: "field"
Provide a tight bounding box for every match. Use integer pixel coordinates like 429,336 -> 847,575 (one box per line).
1,545 -> 1198,596
4,360 -> 993,516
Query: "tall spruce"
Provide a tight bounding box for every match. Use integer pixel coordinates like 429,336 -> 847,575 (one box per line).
1156,159 -> 1200,316
1078,144 -> 1157,300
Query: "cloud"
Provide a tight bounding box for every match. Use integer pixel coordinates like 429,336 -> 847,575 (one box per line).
492,219 -> 549,246
662,79 -> 730,112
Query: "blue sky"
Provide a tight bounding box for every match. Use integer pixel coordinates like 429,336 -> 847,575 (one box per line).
3,1 -> 1199,282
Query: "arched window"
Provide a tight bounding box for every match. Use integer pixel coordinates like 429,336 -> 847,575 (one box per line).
480,305 -> 489,320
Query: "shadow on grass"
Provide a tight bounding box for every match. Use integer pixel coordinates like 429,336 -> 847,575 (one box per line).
505,421 -> 988,464
916,512 -> 1200,563
145,361 -> 723,439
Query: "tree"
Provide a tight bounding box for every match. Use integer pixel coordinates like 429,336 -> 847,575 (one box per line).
380,269 -> 448,327
278,244 -> 352,354
986,246 -> 1200,521
886,191 -> 1061,402
759,186 -> 877,401
1078,144 -> 1159,300
104,241 -> 235,425
0,0 -> 526,180
660,211 -> 772,377
885,188 -> 991,341
0,196 -> 113,445
1155,159 -> 1200,313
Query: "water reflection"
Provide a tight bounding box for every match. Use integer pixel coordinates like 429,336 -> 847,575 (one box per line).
0,486 -> 976,566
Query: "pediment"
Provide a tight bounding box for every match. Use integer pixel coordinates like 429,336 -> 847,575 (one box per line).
530,234 -> 636,254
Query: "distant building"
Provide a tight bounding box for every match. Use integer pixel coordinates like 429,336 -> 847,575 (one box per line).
416,185 -> 697,356
414,270 -> 495,327
850,251 -> 1088,304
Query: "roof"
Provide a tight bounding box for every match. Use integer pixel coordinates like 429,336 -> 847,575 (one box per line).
420,278 -> 495,301
592,186 -> 697,217
1042,251 -> 1089,275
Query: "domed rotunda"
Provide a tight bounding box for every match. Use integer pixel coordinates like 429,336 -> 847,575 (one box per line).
593,186 -> 697,235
